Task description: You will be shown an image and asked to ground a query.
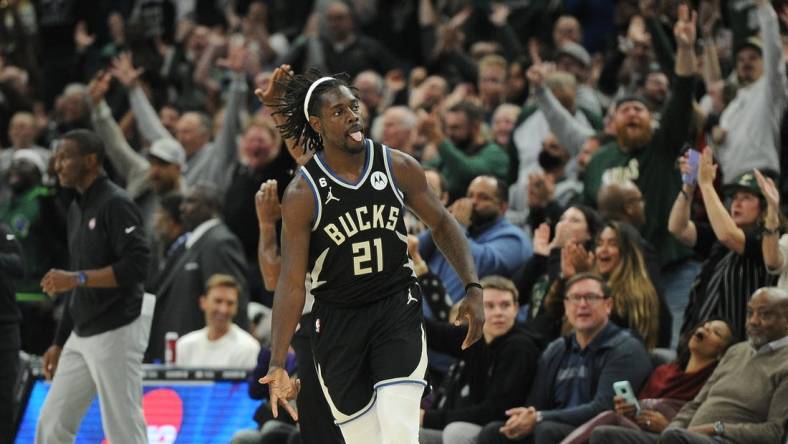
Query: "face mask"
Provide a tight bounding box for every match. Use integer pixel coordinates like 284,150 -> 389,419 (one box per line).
538,149 -> 566,171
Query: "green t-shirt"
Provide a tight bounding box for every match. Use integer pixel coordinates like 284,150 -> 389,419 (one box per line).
584,76 -> 697,267
427,139 -> 510,201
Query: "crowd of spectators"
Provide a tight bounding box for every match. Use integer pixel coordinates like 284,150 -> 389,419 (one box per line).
1,0 -> 788,443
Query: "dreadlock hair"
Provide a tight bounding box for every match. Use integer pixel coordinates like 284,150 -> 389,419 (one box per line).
267,68 -> 355,153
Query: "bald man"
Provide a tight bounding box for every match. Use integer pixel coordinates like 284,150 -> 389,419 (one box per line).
591,287 -> 788,444
596,180 -> 646,228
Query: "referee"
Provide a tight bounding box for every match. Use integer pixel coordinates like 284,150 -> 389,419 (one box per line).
36,130 -> 152,443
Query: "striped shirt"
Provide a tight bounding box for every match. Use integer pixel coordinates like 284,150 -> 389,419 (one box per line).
684,223 -> 777,339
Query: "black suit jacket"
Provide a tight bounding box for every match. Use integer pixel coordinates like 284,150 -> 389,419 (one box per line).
145,222 -> 248,362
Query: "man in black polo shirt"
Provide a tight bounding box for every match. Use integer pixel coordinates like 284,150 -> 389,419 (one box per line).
36,129 -> 152,444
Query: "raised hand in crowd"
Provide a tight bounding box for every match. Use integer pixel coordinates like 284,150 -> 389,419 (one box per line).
533,223 -> 551,257
560,242 -> 594,279
110,52 -> 143,88
696,147 -> 717,188
698,0 -> 721,37
73,21 -> 95,53
755,169 -> 780,218
432,6 -> 471,57
448,197 -> 472,227
87,71 -> 112,107
673,2 -> 698,48
550,217 -> 585,250
755,168 -> 785,278
217,36 -> 250,73
627,15 -> 651,47
525,61 -> 555,89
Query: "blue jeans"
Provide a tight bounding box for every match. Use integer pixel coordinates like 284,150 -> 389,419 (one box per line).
661,259 -> 702,348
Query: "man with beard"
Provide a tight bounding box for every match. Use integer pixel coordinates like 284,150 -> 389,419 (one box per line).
419,175 -> 532,303
509,68 -> 601,227
583,4 -> 697,331
523,134 -> 584,232
422,101 -> 509,202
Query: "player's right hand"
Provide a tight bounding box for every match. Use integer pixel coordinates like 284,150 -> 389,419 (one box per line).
260,366 -> 300,420
42,345 -> 62,380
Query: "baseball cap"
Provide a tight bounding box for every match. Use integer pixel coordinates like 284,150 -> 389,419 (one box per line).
148,138 -> 186,171
12,149 -> 47,176
556,42 -> 591,68
614,93 -> 649,110
735,36 -> 763,56
723,171 -> 762,198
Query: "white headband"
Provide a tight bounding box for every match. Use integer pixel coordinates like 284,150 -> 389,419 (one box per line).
304,77 -> 335,121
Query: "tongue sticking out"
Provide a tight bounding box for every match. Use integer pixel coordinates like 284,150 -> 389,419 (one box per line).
350,131 -> 363,142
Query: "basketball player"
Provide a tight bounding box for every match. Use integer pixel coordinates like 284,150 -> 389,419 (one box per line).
257,65 -> 484,444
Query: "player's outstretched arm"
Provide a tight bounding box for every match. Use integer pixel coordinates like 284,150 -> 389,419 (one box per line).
260,174 -> 313,419
390,150 -> 484,349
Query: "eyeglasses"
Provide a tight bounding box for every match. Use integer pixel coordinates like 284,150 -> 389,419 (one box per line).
564,293 -> 607,305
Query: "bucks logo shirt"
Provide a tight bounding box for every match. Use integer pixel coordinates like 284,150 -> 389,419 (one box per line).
300,139 -> 415,307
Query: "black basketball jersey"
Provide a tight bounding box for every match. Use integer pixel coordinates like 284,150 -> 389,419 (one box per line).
300,139 -> 416,307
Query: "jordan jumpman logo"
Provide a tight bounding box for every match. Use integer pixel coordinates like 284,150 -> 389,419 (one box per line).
325,186 -> 340,204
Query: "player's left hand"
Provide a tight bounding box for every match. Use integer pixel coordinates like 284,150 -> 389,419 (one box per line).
41,269 -> 78,296
456,285 -> 484,349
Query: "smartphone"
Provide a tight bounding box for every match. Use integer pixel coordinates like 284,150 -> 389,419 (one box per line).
613,380 -> 641,415
682,148 -> 700,186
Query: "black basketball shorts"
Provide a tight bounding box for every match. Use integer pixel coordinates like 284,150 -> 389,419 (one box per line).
310,283 -> 427,425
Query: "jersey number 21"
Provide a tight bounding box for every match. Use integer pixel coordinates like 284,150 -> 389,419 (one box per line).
352,238 -> 383,275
